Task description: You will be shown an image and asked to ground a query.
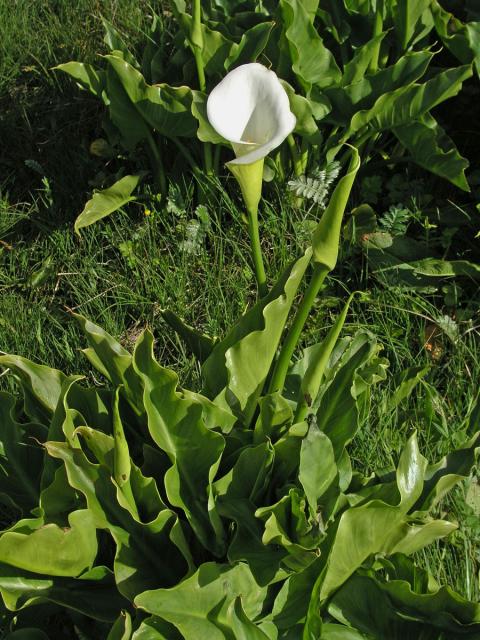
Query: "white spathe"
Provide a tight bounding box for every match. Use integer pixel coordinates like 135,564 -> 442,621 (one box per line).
207,63 -> 296,165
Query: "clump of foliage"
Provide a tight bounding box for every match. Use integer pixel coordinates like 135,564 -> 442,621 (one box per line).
0,150 -> 479,639
0,282 -> 479,639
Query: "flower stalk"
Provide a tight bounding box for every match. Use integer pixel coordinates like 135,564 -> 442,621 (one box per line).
247,206 -> 268,298
227,159 -> 267,297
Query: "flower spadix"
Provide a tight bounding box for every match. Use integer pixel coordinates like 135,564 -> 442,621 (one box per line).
207,63 -> 296,214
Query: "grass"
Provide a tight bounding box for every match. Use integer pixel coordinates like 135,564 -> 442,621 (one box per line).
0,0 -> 155,215
0,0 -> 479,612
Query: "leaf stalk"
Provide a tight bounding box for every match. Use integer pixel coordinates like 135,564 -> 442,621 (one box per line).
268,263 -> 329,395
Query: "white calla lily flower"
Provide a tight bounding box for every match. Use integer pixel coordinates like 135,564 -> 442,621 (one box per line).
206,64 -> 295,298
207,63 -> 296,166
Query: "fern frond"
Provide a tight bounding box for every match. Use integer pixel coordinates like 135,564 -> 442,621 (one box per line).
378,203 -> 412,236
287,161 -> 340,207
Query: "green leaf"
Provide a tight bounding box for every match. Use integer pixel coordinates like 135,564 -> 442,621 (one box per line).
161,309 -> 217,362
389,520 -> 457,557
38,375 -> 93,490
0,355 -> 75,422
226,597 -> 272,639
135,562 -> 268,639
341,32 -> 387,85
432,2 -> 480,76
320,623 -> 369,639
254,392 -> 294,444
105,65 -> 151,149
74,425 -> 169,523
191,90 -> 226,144
213,442 -> 286,584
4,630 -> 49,639
281,81 -> 324,141
170,2 -> 234,75
75,313 -> 145,417
225,22 -> 274,70
361,231 -> 393,249
45,442 -> 190,599
38,464 -> 80,521
0,392 -> 43,511
112,386 -> 139,519
348,65 -> 473,135
0,509 -> 97,577
133,330 -> 226,554
314,332 -> 379,461
395,433 -> 428,509
280,0 -> 341,91
202,250 -> 312,424
270,555 -> 325,630
256,487 -> 322,561
329,560 -> 480,638
74,174 -> 141,233
411,258 -> 480,279
296,294 -> 355,421
54,62 -> 106,98
394,0 -> 433,49
0,564 -> 127,621
414,432 -> 480,512
112,387 -> 131,489
105,54 -> 196,137
387,365 -> 430,410
102,18 -> 138,67
312,146 -> 360,270
342,50 -> 434,118
343,0 -> 377,16
325,50 -> 434,127
133,616 -> 182,639
107,611 -> 132,640
337,59 -> 430,127
299,424 -> 337,512
393,114 -> 470,191
317,434 -> 442,601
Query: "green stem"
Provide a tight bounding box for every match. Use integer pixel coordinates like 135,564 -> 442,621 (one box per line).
299,139 -> 309,174
213,144 -> 221,175
276,152 -> 286,181
191,0 -> 213,175
368,8 -> 383,73
363,154 -> 413,170
329,1 -> 349,66
203,140 -> 214,176
293,292 -> 355,424
146,133 -> 167,197
400,3 -> 410,52
287,134 -> 303,177
172,136 -> 201,175
268,263 -> 329,395
193,49 -> 206,91
337,130 -> 370,166
247,207 -> 268,298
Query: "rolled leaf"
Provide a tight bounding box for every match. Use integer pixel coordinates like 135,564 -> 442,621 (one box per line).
312,146 -> 360,270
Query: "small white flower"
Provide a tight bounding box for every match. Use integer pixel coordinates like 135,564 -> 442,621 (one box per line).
207,63 -> 296,165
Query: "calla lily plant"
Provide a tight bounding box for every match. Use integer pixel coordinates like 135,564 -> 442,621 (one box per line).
207,63 -> 296,297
